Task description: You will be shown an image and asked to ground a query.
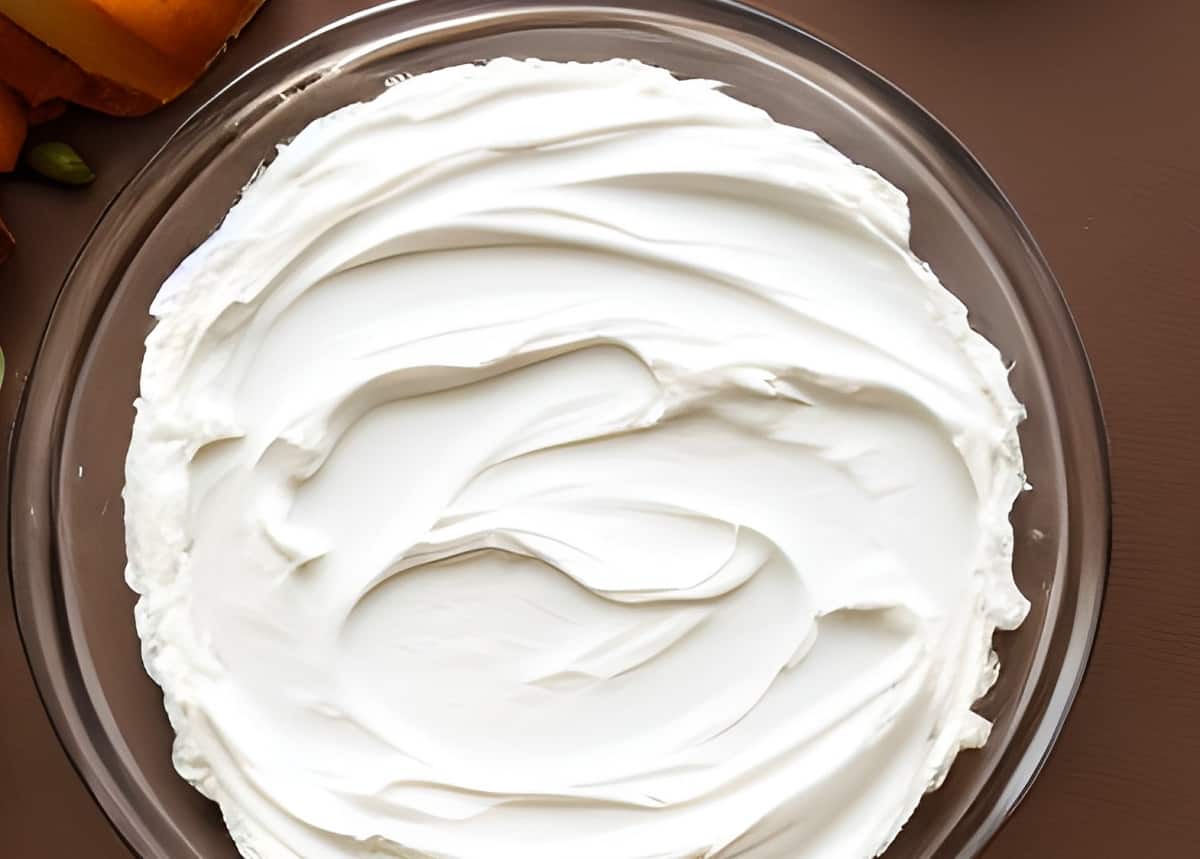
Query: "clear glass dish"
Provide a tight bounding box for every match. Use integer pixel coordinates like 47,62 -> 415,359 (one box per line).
7,1 -> 1109,857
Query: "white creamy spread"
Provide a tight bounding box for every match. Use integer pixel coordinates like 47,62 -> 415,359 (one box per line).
125,58 -> 1028,859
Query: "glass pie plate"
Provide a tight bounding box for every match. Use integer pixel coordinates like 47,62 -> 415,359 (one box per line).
7,1 -> 1110,857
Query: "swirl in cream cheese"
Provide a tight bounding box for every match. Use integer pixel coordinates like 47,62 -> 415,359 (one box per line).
125,58 -> 1028,859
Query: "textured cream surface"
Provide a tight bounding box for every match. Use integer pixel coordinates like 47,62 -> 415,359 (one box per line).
125,58 -> 1028,859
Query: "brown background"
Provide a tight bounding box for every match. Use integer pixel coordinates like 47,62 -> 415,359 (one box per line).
2,1 -> 1197,856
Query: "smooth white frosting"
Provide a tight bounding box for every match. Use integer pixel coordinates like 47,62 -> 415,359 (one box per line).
125,58 -> 1028,859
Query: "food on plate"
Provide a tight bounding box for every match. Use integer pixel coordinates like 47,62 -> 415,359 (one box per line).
127,58 -> 1028,859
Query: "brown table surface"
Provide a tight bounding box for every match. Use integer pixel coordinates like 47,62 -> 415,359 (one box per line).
3,1 -> 1197,856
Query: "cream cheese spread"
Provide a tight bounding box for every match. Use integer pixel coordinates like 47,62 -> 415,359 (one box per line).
125,58 -> 1028,859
